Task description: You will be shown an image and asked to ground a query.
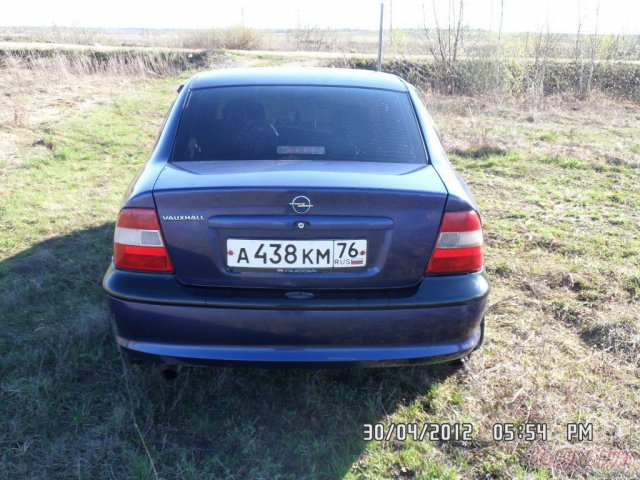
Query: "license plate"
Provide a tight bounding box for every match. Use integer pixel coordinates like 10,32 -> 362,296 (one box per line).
226,239 -> 367,269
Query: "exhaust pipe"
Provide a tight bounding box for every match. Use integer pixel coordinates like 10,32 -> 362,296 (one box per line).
160,365 -> 181,381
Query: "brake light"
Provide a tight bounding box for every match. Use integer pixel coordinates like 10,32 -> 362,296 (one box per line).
113,208 -> 173,272
425,211 -> 483,274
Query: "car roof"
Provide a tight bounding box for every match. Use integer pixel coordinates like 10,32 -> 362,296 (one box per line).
189,67 -> 408,92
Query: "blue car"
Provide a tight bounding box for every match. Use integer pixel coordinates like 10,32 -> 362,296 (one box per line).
103,68 -> 489,369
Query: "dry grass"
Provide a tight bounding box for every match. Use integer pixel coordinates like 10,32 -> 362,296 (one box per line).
0,48 -> 228,178
0,50 -> 190,127
0,52 -> 638,479
180,26 -> 263,50
426,91 -> 640,168
422,91 -> 640,477
333,57 -> 640,103
3,26 -> 638,61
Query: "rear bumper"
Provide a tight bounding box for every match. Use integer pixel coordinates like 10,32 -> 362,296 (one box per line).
103,265 -> 489,367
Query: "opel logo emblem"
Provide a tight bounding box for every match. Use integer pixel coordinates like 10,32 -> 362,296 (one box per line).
290,195 -> 313,214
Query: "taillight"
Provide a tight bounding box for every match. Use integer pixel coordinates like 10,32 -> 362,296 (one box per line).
113,208 -> 173,272
425,211 -> 483,274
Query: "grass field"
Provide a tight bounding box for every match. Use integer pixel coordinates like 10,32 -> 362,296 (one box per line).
0,55 -> 639,479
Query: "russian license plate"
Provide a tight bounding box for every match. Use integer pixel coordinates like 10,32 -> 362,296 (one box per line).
227,239 -> 367,269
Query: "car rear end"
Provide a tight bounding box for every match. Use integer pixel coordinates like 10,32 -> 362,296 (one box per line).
103,69 -> 489,367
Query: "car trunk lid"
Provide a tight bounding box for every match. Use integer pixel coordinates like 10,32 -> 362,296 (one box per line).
153,160 -> 447,289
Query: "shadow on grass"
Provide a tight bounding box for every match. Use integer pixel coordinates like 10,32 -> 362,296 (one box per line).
0,224 -> 459,479
449,145 -> 506,159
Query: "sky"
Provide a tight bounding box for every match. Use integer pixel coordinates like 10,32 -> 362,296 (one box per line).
1,0 -> 637,35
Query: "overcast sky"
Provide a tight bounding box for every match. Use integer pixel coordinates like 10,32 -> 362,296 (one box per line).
2,0 -> 636,34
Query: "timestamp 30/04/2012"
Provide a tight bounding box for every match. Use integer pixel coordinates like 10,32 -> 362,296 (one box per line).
364,423 -> 474,442
363,422 -> 586,443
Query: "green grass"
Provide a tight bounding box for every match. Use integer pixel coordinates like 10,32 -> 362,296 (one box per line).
1,72 -> 639,479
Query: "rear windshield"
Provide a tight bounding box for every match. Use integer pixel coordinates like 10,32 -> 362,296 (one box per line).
171,86 -> 426,164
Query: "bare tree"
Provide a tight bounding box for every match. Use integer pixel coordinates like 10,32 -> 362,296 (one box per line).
494,0 -> 505,93
585,1 -> 601,96
529,20 -> 555,105
421,0 -> 466,94
575,0 -> 601,99
496,0 -> 505,56
575,0 -> 586,96
574,0 -> 583,62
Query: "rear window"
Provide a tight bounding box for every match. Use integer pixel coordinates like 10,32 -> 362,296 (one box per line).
171,86 -> 426,164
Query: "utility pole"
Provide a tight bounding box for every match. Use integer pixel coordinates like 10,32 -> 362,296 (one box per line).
377,2 -> 384,71
390,0 -> 393,46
